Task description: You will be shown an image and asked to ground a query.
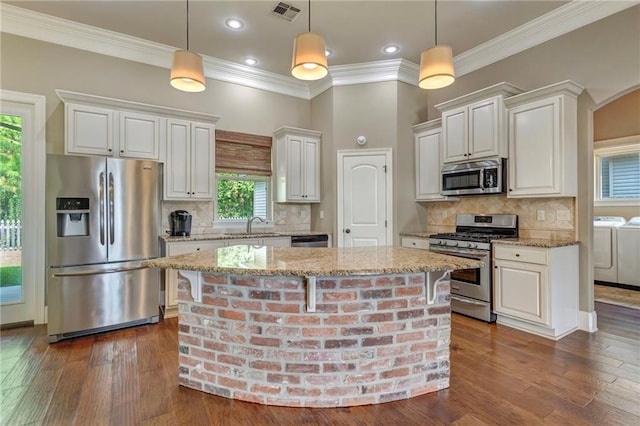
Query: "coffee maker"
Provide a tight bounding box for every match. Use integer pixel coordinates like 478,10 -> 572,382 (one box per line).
169,210 -> 192,236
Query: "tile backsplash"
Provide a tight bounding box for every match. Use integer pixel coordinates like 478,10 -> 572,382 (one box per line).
424,195 -> 576,240
160,201 -> 311,236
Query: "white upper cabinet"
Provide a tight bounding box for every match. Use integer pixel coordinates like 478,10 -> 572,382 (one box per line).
57,90 -> 219,165
164,119 -> 215,200
274,126 -> 321,203
412,119 -> 452,201
118,111 -> 161,160
65,103 -> 115,156
436,83 -> 523,164
63,99 -> 161,161
505,81 -> 584,198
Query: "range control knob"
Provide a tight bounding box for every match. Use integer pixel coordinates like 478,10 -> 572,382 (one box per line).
468,243 -> 477,249
446,240 -> 458,247
458,241 -> 470,249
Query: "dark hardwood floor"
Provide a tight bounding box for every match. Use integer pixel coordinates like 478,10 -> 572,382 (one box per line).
1,302 -> 638,425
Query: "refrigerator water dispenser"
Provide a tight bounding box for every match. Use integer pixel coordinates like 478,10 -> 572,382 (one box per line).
56,198 -> 90,237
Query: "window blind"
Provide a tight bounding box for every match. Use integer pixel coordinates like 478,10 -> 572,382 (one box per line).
601,152 -> 640,198
215,130 -> 272,176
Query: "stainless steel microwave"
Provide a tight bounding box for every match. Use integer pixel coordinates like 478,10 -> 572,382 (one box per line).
441,158 -> 506,196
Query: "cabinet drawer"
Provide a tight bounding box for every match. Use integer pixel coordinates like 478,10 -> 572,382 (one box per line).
168,241 -> 223,255
401,237 -> 429,250
494,245 -> 547,265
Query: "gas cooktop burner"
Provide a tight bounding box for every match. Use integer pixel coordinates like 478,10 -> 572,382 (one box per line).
429,232 -> 513,243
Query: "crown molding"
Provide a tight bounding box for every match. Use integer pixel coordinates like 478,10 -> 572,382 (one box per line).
454,0 -> 638,77
0,3 -> 311,99
1,1 -> 636,100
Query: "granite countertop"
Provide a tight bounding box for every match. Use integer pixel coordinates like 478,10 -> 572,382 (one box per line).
400,232 -> 432,239
163,231 -> 329,243
492,238 -> 579,248
143,245 -> 483,276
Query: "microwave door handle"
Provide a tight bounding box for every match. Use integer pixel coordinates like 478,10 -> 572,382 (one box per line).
479,169 -> 485,189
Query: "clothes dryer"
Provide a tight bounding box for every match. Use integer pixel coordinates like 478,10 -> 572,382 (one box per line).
593,216 -> 626,283
617,217 -> 640,287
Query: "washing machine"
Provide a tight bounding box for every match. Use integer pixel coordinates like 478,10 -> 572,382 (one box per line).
593,216 -> 626,283
617,216 -> 640,287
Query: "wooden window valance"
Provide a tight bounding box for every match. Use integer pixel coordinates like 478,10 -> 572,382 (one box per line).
215,130 -> 272,176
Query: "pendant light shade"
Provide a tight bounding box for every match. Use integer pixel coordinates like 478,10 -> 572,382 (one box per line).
171,50 -> 206,92
418,0 -> 455,90
291,0 -> 328,81
291,32 -> 328,80
170,0 -> 206,92
418,45 -> 455,89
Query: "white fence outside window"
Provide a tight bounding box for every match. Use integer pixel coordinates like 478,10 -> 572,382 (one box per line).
0,219 -> 22,251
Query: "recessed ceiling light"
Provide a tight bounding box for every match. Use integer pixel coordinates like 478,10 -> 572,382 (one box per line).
383,45 -> 400,54
325,48 -> 333,57
244,58 -> 258,66
225,18 -> 244,30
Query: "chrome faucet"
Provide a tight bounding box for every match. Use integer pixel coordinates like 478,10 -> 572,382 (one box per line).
246,216 -> 266,233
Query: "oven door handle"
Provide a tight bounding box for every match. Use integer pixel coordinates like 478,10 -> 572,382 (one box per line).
450,295 -> 488,307
430,248 -> 488,260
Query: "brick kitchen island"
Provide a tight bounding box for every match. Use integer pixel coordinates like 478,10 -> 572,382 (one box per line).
144,245 -> 481,407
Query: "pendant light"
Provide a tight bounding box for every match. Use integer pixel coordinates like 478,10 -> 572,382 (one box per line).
171,0 -> 206,92
291,0 -> 328,81
418,0 -> 455,89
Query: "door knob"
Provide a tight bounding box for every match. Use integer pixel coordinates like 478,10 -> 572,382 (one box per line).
345,229 -> 351,234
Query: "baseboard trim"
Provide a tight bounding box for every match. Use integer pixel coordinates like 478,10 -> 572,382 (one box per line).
578,310 -> 598,333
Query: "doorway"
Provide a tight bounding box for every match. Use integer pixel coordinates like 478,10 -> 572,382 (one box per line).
337,149 -> 392,247
0,91 -> 46,327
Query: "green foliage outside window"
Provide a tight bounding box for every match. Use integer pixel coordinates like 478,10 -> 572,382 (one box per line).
0,114 -> 22,221
217,174 -> 255,219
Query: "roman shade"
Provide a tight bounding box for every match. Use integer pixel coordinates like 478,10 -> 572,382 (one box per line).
215,130 -> 272,176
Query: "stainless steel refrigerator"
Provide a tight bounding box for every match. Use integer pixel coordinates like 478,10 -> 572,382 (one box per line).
46,154 -> 160,342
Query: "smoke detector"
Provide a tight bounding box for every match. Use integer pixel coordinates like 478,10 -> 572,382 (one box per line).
271,2 -> 301,22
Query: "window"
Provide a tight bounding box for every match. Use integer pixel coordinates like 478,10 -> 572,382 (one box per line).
594,140 -> 640,206
216,173 -> 269,220
214,130 -> 272,222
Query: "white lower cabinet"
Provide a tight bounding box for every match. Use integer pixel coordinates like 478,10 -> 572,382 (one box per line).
163,236 -> 291,317
493,243 -> 578,340
401,237 -> 429,250
164,241 -> 225,318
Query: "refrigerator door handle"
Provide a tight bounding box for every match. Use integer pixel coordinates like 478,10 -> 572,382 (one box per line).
51,264 -> 152,277
109,172 -> 115,245
99,171 -> 105,246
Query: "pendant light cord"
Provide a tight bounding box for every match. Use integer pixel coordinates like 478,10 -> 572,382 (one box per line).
434,0 -> 438,45
308,0 -> 311,32
186,0 -> 190,51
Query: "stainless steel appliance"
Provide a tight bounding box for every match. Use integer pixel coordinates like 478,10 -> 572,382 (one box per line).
429,213 -> 518,322
170,210 -> 192,236
441,158 -> 506,196
46,154 -> 160,342
291,234 -> 330,247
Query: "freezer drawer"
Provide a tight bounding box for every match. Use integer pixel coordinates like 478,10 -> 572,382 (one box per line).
47,262 -> 159,342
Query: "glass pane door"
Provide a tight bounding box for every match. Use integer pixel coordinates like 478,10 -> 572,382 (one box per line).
0,113 -> 23,305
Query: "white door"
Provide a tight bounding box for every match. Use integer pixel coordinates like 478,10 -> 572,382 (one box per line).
0,91 -> 46,326
337,149 -> 392,247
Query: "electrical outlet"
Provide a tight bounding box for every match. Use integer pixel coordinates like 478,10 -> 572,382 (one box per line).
557,209 -> 571,221
536,210 -> 545,221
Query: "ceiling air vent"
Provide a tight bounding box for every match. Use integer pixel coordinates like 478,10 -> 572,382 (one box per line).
271,2 -> 301,22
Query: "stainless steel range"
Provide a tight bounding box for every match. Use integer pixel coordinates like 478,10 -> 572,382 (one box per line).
429,213 -> 518,322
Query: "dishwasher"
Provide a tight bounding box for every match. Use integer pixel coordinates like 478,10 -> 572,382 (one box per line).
291,234 -> 330,247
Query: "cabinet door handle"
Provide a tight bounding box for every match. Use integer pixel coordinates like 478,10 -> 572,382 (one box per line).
196,248 -> 200,251
515,253 -> 520,257
345,229 -> 351,234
